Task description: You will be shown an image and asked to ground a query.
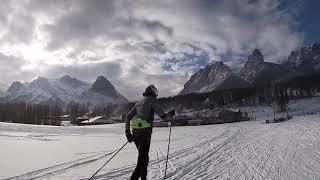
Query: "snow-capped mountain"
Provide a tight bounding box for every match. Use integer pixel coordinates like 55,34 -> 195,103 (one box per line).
5,75 -> 128,106
228,59 -> 247,74
90,76 -> 121,97
282,42 -> 320,75
7,81 -> 25,94
179,61 -> 251,95
240,49 -> 294,85
0,90 -> 5,99
79,76 -> 128,105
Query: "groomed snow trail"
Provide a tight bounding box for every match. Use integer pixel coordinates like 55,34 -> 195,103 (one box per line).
1,112 -> 320,179
88,114 -> 320,180
4,150 -> 116,180
92,126 -> 238,180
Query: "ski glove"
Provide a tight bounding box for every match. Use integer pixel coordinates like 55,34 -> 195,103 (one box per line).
164,110 -> 175,122
125,130 -> 134,143
168,110 -> 175,117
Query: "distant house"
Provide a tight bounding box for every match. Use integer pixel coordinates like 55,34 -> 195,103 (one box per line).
173,116 -> 191,126
74,116 -> 89,125
80,116 -> 114,125
61,121 -> 71,126
218,109 -> 242,123
153,120 -> 169,127
152,109 -> 244,127
188,119 -> 202,126
201,117 -> 219,125
61,115 -> 72,121
59,115 -> 72,126
40,115 -> 62,126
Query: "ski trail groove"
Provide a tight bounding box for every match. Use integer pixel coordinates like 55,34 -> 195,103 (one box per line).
172,127 -> 241,179
151,145 -> 163,179
92,127 -> 232,179
4,150 -> 116,180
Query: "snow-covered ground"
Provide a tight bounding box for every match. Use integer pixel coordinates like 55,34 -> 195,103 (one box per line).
1,97 -> 320,180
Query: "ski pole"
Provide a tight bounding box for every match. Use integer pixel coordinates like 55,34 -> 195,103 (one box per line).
164,121 -> 172,180
89,141 -> 129,180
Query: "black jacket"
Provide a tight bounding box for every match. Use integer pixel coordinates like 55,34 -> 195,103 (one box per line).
126,96 -> 166,132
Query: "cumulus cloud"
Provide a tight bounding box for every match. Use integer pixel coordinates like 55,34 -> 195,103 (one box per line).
41,60 -> 188,99
0,0 -> 305,100
0,53 -> 37,86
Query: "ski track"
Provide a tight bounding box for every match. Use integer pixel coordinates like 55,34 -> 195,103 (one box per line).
4,113 -> 320,180
172,128 -> 241,179
3,150 -> 116,180
92,126 -> 237,180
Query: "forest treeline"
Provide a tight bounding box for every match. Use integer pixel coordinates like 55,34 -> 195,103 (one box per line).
0,74 -> 320,125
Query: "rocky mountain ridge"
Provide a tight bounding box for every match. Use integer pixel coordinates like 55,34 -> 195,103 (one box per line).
282,42 -> 320,75
239,49 -> 295,85
0,90 -> 5,98
4,75 -> 128,107
179,61 -> 251,95
180,42 -> 320,95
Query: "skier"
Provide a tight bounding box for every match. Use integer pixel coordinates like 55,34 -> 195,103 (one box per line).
125,85 -> 175,180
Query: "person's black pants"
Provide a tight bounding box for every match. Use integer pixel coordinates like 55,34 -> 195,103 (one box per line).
130,130 -> 151,180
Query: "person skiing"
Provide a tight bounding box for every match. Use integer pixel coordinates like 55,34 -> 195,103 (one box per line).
125,85 -> 175,180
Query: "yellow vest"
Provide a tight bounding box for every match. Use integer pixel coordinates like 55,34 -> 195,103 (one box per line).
130,116 -> 151,129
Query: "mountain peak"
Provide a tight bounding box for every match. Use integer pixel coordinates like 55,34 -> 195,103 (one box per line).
212,61 -> 223,65
248,49 -> 264,63
7,81 -> 24,94
240,49 -> 294,84
59,75 -> 85,87
34,76 -> 49,81
282,42 -> 320,73
60,75 -> 72,81
96,75 -> 108,81
179,61 -> 249,95
4,76 -> 128,106
30,76 -> 56,94
210,61 -> 229,69
0,89 -> 5,97
31,76 -> 50,86
91,76 -> 118,97
311,42 -> 320,52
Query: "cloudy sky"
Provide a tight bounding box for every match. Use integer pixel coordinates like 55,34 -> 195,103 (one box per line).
0,0 -> 318,100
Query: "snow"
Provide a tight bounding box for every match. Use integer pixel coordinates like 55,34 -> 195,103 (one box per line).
0,90 -> 5,97
81,116 -> 114,124
4,76 -> 128,106
1,97 -> 320,179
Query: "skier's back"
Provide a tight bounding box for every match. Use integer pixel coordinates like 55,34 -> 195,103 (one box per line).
125,85 -> 174,180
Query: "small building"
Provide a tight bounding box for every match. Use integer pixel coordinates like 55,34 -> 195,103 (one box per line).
61,121 -> 71,126
80,116 -> 114,125
40,115 -> 62,126
218,109 -> 242,123
173,116 -> 190,126
153,120 -> 169,127
61,115 -> 72,121
188,119 -> 202,126
60,115 -> 72,125
201,117 -> 219,125
153,115 -> 191,127
73,116 -> 89,125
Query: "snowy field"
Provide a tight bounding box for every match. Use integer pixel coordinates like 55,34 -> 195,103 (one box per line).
1,97 -> 320,180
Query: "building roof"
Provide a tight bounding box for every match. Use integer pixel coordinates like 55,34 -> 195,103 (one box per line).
81,116 -> 113,124
219,108 -> 240,113
76,116 -> 89,120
